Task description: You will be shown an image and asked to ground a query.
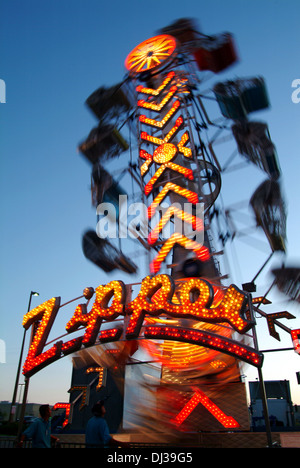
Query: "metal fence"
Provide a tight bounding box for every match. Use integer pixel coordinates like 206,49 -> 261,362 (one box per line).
0,438 -> 174,449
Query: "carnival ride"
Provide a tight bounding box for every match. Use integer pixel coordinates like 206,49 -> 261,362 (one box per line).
76,17 -> 291,433
21,18 -> 300,442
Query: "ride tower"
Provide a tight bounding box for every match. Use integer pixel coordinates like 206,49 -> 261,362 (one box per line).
121,22 -> 250,433
18,20 -> 300,447
74,19 -> 288,437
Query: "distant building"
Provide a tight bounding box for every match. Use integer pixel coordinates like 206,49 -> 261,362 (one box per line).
0,401 -> 41,422
249,380 -> 297,429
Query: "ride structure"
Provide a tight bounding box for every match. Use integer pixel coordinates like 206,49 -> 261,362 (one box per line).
19,19 -> 300,446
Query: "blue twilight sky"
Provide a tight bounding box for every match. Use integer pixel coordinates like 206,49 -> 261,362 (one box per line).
0,0 -> 300,408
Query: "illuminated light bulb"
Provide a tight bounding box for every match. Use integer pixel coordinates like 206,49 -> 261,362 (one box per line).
153,143 -> 178,164
144,163 -> 194,196
22,297 -> 61,377
99,327 -> 123,343
147,206 -> 204,245
125,274 -> 174,339
252,296 -> 272,305
83,287 -> 94,299
139,100 -> 181,129
147,182 -> 199,219
144,325 -> 263,367
125,35 -> 177,74
125,274 -> 250,341
65,281 -> 125,346
69,386 -> 89,410
65,303 -> 100,347
140,116 -> 183,147
139,149 -> 153,176
177,131 -> 192,158
61,337 -> 83,356
136,71 -> 175,96
140,159 -> 153,177
86,366 -> 106,390
53,403 -> 71,427
149,233 -> 209,274
291,329 -> 300,354
210,360 -> 227,369
137,85 -> 178,112
139,149 -> 152,160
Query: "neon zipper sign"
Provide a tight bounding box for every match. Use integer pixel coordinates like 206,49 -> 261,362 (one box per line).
22,274 -> 263,378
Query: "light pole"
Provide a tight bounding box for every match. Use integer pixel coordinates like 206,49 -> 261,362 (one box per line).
9,291 -> 39,423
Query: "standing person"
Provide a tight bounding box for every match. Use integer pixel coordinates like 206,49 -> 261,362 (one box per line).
85,401 -> 129,448
18,404 -> 59,448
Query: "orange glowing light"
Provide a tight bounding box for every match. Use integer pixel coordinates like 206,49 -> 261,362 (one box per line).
266,311 -> 296,341
139,100 -> 181,129
148,206 -> 204,244
179,279 -> 248,332
139,139 -> 194,183
141,116 -> 184,146
252,296 -> 272,305
139,150 -> 153,176
149,233 -> 209,274
291,329 -> 300,354
148,182 -> 199,219
144,163 -> 194,196
144,326 -> 262,367
86,366 -> 106,390
141,312 -> 233,372
136,71 -> 175,96
125,35 -> 177,74
138,86 -> 178,112
99,327 -> 123,343
21,275 -> 255,378
69,386 -> 89,410
65,280 -> 125,346
61,337 -> 83,356
22,297 -> 62,377
53,403 -> 71,428
140,134 -> 192,176
177,131 -> 192,158
125,274 -> 251,340
153,143 -> 178,164
171,389 -> 240,428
